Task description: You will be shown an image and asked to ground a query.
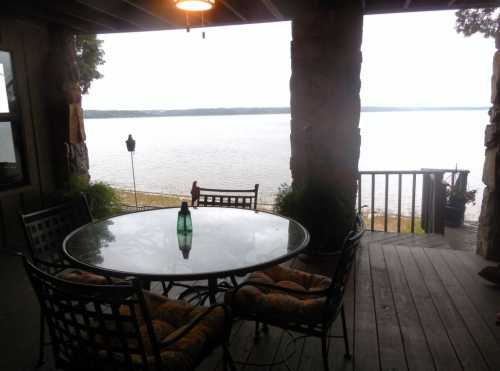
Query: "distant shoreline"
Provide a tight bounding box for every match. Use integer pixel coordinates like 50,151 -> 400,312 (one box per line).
84,106 -> 489,119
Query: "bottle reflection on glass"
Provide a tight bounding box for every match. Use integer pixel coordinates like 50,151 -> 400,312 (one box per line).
177,201 -> 193,233
177,230 -> 193,259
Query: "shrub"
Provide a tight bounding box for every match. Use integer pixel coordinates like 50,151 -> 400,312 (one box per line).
66,176 -> 120,219
274,182 -> 355,252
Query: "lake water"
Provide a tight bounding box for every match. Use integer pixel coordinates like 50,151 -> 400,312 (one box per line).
86,110 -> 488,220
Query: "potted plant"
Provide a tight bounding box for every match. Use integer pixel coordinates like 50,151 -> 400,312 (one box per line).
444,183 -> 476,228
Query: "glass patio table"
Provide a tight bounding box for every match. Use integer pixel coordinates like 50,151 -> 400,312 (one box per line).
63,207 -> 310,303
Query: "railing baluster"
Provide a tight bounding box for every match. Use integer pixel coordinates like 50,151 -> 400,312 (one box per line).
356,168 -> 469,235
357,174 -> 362,214
411,173 -> 416,233
371,174 -> 375,231
384,174 -> 389,232
397,174 -> 402,233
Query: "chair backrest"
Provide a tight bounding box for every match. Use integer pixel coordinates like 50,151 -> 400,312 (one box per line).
23,256 -> 161,371
21,195 -> 92,268
191,181 -> 259,210
325,214 -> 365,316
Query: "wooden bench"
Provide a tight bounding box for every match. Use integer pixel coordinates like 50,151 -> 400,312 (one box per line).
191,181 -> 259,210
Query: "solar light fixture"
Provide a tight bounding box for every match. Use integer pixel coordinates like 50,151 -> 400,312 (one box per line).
173,0 -> 215,12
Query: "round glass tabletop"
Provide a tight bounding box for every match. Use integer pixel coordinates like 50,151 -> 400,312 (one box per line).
63,207 -> 310,280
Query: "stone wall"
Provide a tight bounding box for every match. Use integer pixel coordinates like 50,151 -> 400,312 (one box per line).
477,34 -> 500,261
47,27 -> 89,187
289,0 -> 363,250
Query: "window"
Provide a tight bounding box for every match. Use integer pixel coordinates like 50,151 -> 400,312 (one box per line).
0,50 -> 24,189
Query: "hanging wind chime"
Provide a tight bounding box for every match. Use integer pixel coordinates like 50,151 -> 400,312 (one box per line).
173,0 -> 214,39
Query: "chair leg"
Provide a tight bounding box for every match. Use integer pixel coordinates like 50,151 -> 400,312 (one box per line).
254,321 -> 261,343
230,275 -> 238,287
262,323 -> 269,333
223,343 -> 237,371
321,332 -> 330,371
341,305 -> 352,360
36,311 -> 46,368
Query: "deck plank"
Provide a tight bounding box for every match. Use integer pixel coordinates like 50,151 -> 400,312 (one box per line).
382,244 -> 435,371
424,248 -> 500,370
440,249 -> 500,342
369,243 -> 408,371
396,245 -> 462,370
409,247 -> 488,370
354,244 -> 380,371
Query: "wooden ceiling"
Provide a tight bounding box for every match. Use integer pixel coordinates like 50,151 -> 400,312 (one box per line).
1,0 -> 500,34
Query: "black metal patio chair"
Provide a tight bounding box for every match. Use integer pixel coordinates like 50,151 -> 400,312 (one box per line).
225,215 -> 364,371
21,195 -> 121,366
21,194 -> 92,274
191,181 -> 259,210
22,255 -> 236,371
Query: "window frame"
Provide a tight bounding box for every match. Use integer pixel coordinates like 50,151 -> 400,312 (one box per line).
0,47 -> 28,191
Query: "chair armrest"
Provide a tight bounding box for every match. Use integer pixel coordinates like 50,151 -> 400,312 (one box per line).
32,257 -> 70,271
159,304 -> 232,348
231,281 -> 328,298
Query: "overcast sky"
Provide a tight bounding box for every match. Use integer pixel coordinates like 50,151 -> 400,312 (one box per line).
83,10 -> 494,110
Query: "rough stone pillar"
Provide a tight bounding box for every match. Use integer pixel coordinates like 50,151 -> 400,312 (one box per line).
290,1 -> 363,250
47,26 -> 89,188
477,33 -> 500,261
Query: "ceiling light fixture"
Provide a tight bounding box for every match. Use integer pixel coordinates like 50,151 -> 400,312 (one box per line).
173,0 -> 215,12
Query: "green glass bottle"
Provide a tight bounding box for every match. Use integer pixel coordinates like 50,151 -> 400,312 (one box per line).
177,201 -> 192,233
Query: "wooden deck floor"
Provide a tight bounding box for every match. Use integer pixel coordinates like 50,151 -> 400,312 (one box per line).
197,231 -> 500,371
2,231 -> 500,371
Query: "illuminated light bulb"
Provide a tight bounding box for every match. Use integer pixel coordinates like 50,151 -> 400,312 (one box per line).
174,0 -> 215,12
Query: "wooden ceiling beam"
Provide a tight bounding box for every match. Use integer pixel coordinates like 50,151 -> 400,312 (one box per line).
260,0 -> 285,20
39,0 -> 132,32
219,0 -> 248,21
76,0 -> 161,31
0,1 -> 97,33
121,0 -> 179,27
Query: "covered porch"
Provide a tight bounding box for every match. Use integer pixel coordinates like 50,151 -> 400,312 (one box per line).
2,231 -> 499,370
1,1 -> 500,371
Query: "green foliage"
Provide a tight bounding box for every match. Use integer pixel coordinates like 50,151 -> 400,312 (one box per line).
455,8 -> 499,38
66,176 -> 120,219
75,34 -> 105,94
274,183 -> 355,252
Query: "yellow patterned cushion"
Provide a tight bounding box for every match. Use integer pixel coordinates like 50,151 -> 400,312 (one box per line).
119,291 -> 226,370
57,268 -> 109,285
226,265 -> 331,323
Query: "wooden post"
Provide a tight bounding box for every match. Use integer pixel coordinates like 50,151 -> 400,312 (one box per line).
47,25 -> 89,188
290,1 -> 363,250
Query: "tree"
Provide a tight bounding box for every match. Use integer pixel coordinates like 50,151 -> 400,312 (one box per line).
455,7 -> 499,38
75,34 -> 105,94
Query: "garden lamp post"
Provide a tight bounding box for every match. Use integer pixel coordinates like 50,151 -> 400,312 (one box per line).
125,134 -> 138,209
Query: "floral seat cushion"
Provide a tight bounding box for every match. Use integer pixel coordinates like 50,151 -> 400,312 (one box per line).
118,292 -> 227,370
225,265 -> 331,323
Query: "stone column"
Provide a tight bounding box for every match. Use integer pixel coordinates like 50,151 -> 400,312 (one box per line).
290,1 -> 363,250
477,34 -> 500,261
47,26 -> 89,188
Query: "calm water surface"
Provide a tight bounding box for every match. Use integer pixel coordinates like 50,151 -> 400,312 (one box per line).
86,111 -> 488,220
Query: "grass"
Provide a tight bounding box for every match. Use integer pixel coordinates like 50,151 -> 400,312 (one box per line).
363,212 -> 425,234
115,189 -> 189,208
